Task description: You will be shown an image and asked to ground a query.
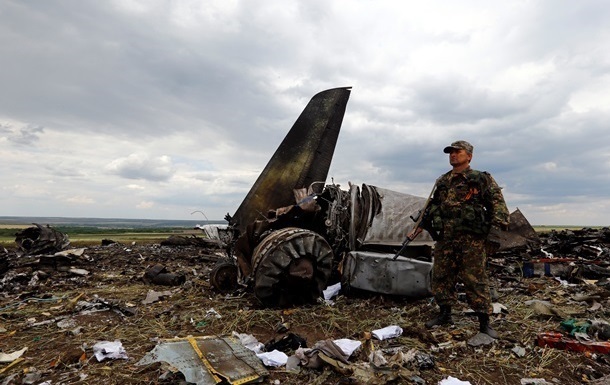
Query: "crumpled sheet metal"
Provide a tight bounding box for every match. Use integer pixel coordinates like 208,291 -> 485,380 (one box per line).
351,185 -> 435,249
342,251 -> 433,297
492,208 -> 540,251
137,335 -> 268,385
15,223 -> 70,255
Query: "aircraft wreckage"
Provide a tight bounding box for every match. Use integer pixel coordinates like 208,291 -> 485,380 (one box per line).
211,87 -> 538,307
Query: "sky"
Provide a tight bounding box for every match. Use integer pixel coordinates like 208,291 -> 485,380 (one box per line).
1,0 -> 610,226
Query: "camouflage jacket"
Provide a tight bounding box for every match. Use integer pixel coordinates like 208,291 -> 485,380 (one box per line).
426,167 -> 509,238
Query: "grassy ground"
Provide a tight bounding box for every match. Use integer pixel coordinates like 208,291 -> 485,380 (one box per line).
0,223 -> 600,247
0,225 -> 203,247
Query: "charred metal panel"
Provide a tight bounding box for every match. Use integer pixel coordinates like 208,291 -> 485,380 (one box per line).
137,335 -> 268,385
15,223 -> 70,255
230,87 -> 351,233
351,185 -> 434,248
342,251 -> 433,297
348,183 -> 362,251
490,208 -> 541,251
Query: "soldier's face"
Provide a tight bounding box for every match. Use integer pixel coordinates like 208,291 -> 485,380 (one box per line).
448,149 -> 472,167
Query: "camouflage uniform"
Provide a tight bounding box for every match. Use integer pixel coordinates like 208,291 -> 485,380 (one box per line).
428,167 -> 509,315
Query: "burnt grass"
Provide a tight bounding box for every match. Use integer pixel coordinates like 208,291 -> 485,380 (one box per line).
1,241 -> 610,385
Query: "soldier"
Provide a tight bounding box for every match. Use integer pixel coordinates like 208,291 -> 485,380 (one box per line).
412,140 -> 509,338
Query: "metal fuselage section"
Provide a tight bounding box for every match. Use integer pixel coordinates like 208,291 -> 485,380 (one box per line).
232,181 -> 435,306
222,87 -> 437,306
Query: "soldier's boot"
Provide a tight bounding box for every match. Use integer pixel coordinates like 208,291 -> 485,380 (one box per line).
478,312 -> 498,339
425,305 -> 453,328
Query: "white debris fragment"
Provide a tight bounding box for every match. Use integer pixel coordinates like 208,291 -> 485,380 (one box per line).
0,347 -> 28,363
439,376 -> 473,385
323,282 -> 341,301
256,350 -> 288,367
93,340 -> 128,361
492,302 -> 508,314
205,308 -> 222,319
372,325 -> 403,340
233,332 -> 265,353
333,338 -> 362,357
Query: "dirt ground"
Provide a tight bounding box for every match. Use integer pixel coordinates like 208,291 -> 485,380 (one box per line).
2,239 -> 610,385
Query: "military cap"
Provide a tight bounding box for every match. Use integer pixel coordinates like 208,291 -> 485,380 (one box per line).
443,140 -> 473,154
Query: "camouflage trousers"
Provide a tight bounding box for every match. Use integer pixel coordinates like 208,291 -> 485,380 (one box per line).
431,233 -> 492,315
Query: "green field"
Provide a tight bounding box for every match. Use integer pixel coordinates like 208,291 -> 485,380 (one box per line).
0,223 -> 600,248
0,226 -> 203,247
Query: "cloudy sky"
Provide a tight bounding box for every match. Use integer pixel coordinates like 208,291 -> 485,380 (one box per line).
1,1 -> 609,226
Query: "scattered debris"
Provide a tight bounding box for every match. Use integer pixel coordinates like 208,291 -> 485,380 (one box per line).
3,87 -> 610,384
439,377 -> 473,385
536,331 -> 610,355
141,289 -> 174,305
2,231 -> 610,384
467,332 -> 495,347
137,335 -> 269,385
371,325 -> 403,340
257,350 -> 288,367
92,340 -> 128,361
142,264 -> 186,286
0,347 -> 28,363
160,234 -> 224,249
15,223 -> 70,255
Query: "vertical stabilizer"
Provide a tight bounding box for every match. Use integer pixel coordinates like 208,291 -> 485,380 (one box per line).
230,87 -> 351,232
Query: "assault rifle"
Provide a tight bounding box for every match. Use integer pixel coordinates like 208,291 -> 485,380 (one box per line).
393,180 -> 439,260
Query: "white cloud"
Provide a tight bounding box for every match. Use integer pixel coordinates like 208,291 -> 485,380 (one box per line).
105,154 -> 174,181
136,201 -> 155,209
65,195 -> 95,205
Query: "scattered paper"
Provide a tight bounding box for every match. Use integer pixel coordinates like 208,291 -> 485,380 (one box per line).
333,338 -> 361,357
69,268 -> 90,276
93,340 -> 128,361
492,302 -> 508,314
205,308 -> 221,319
0,347 -> 28,363
439,376 -> 473,385
142,289 -> 173,304
323,282 -> 341,300
512,345 -> 526,357
372,325 -> 403,340
233,332 -> 265,353
256,350 -> 288,367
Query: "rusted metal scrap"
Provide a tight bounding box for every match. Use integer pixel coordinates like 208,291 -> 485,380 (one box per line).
537,331 -> 610,355
15,223 -> 70,255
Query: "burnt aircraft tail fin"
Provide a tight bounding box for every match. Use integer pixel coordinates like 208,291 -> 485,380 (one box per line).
230,87 -> 352,233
